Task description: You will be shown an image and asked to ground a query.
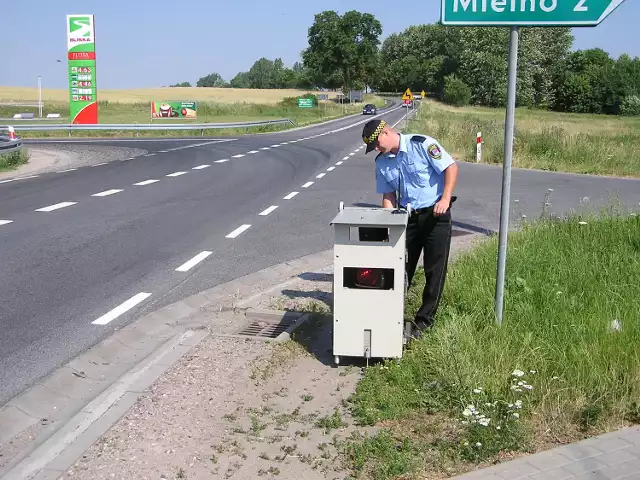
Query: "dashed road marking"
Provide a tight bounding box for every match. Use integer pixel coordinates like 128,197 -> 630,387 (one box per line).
92,189 -> 123,197
58,168 -> 77,173
232,154 -> 245,158
192,164 -> 211,169
349,152 -> 356,156
19,175 -> 39,180
92,292 -> 152,326
342,156 -> 350,160
35,202 -> 77,212
143,153 -> 156,157
283,191 -> 298,200
316,173 -> 326,179
166,171 -> 187,177
214,159 -> 230,163
302,181 -> 314,188
165,140 -> 236,152
175,251 -> 213,272
271,144 -> 281,148
92,162 -> 108,167
260,147 -> 270,150
259,205 -> 279,216
327,166 -> 335,172
226,224 -> 251,238
247,150 -> 259,154
336,161 -> 343,166
158,150 -> 169,153
0,220 -> 13,226
134,179 -> 159,186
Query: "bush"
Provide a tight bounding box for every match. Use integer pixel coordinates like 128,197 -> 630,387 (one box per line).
443,75 -> 472,107
0,149 -> 29,171
620,95 -> 640,116
278,93 -> 318,108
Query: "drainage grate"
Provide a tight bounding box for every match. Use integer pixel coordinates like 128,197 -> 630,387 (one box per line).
236,319 -> 295,339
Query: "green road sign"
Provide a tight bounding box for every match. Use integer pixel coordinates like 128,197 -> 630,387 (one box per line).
297,98 -> 313,108
440,0 -> 625,26
66,14 -> 98,124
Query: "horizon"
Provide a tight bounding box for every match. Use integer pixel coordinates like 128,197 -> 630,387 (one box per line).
1,0 -> 638,90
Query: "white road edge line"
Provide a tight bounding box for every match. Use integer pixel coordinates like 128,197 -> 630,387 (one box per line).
58,168 -> 77,173
92,162 -> 108,167
226,224 -> 251,239
92,292 -> 152,326
336,161 -> 343,166
259,205 -> 279,216
35,202 -> 77,212
232,154 -> 245,158
0,220 -> 13,226
143,153 -> 156,157
214,159 -> 229,163
192,165 -> 211,169
166,171 -> 187,177
301,181 -> 314,188
316,173 -> 326,179
92,189 -> 123,197
134,179 -> 159,186
283,191 -> 299,200
175,251 -> 213,272
157,150 -> 169,153
327,166 -> 336,172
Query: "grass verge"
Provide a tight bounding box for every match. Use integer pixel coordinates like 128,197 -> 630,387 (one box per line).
0,94 -> 387,139
0,148 -> 29,172
410,99 -> 640,178
342,205 -> 640,479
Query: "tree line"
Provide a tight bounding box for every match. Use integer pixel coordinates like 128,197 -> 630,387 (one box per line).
171,10 -> 640,116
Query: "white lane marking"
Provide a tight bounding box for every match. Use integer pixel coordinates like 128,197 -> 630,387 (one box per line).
33,138 -> 235,146
0,220 -> 13,226
283,191 -> 299,200
316,173 -> 326,179
281,142 -> 289,145
342,156 -> 350,160
260,147 -> 270,150
327,167 -> 336,172
143,153 -> 156,157
302,181 -> 314,188
166,171 -> 187,177
336,161 -> 343,166
164,140 -> 236,151
0,179 -> 14,184
158,150 -> 169,153
134,179 -> 159,186
232,154 -> 245,158
92,292 -> 152,326
271,144 -> 281,148
175,251 -> 213,272
58,168 -> 77,173
35,201 -> 77,212
214,159 -> 229,163
259,205 -> 279,216
192,164 -> 211,169
92,189 -> 123,197
92,162 -> 108,167
247,150 -> 259,154
349,153 -> 356,156
297,138 -> 303,141
18,175 -> 39,180
226,224 -> 251,238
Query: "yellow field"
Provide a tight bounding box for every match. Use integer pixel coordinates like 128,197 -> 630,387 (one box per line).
0,86 -> 342,105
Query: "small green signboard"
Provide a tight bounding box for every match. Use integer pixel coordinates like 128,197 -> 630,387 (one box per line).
151,101 -> 198,119
66,14 -> 98,124
297,98 -> 314,108
440,0 -> 625,26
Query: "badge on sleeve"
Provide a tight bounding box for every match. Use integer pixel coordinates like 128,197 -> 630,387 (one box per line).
427,143 -> 442,160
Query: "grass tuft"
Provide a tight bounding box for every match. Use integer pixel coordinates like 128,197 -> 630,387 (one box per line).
0,149 -> 29,172
344,207 -> 640,478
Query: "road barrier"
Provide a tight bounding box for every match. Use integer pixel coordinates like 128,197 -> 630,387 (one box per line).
0,118 -> 296,137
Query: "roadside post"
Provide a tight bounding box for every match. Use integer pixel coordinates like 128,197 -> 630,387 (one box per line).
330,203 -> 411,366
402,88 -> 414,129
441,0 -> 627,326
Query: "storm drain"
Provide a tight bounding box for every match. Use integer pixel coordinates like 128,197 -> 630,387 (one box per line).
236,310 -> 303,339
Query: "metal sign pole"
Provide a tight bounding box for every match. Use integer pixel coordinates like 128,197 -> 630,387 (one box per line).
495,26 -> 519,326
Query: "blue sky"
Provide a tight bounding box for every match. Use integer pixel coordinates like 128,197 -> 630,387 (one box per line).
1,0 -> 638,90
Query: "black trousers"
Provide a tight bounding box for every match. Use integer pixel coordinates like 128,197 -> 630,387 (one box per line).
404,204 -> 453,330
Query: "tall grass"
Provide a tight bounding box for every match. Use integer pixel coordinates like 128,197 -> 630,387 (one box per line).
344,207 -> 640,479
0,149 -> 29,171
411,100 -> 640,177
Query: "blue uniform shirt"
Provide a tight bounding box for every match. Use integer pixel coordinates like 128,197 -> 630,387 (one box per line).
375,133 -> 455,209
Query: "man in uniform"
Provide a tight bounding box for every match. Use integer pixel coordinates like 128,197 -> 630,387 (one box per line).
361,119 -> 459,336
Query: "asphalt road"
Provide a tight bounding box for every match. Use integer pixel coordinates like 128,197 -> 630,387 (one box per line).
1,104 -> 639,406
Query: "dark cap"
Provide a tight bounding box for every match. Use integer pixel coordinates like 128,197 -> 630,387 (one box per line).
361,119 -> 387,154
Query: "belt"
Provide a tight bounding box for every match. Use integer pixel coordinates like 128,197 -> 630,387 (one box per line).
400,196 -> 457,215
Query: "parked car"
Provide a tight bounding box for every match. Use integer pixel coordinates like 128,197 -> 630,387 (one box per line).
362,104 -> 377,115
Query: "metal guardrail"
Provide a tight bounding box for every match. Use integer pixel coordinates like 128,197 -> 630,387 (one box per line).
0,118 -> 296,137
0,136 -> 24,154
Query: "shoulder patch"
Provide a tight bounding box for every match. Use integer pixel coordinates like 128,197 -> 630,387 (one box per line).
410,135 -> 427,143
427,143 -> 442,160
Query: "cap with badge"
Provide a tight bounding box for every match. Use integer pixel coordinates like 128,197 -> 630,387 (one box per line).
362,119 -> 387,154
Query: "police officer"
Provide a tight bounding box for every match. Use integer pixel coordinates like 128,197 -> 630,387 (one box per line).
361,119 -> 459,336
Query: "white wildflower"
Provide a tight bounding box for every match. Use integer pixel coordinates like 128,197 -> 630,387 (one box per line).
496,426 -> 501,430
512,369 -> 525,378
462,409 -> 473,418
476,442 -> 482,448
578,221 -> 588,225
518,381 -> 525,386
556,291 -> 563,295
463,441 -> 469,446
511,386 -> 523,392
523,384 -> 534,391
473,388 -> 483,394
530,370 -> 537,374
478,418 -> 491,427
610,319 -> 622,332
552,376 -> 559,380
485,403 -> 493,407
515,400 -> 523,408
513,413 -> 520,419
508,403 -> 514,408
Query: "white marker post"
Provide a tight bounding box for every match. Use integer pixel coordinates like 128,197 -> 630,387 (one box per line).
476,132 -> 482,163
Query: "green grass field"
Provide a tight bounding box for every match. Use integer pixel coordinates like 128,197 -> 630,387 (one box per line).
0,94 -> 386,139
342,207 -> 640,479
408,99 -> 640,178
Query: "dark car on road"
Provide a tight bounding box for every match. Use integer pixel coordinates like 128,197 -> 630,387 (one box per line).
362,103 -> 377,115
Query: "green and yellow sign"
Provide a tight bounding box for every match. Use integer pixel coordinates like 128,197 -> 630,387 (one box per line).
297,98 -> 313,108
66,14 -> 98,124
150,101 -> 198,119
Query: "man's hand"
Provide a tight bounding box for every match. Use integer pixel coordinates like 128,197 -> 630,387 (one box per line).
433,197 -> 450,216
